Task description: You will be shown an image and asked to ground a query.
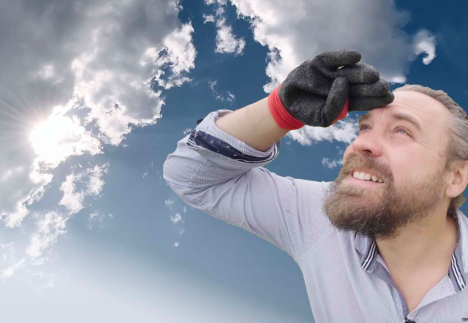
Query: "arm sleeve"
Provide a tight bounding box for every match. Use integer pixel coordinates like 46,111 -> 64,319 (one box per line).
163,109 -> 331,262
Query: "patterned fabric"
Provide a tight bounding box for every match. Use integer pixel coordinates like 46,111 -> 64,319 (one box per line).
163,109 -> 468,323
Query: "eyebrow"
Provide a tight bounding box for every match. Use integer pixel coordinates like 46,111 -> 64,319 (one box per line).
358,111 -> 423,134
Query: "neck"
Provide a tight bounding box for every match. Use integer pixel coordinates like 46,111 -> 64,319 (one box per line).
375,206 -> 458,273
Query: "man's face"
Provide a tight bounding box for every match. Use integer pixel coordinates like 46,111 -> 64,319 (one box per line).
322,90 -> 452,240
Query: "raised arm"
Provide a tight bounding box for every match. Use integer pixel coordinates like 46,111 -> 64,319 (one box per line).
163,49 -> 394,260
214,97 -> 289,152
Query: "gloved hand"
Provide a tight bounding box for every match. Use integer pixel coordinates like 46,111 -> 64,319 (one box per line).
272,49 -> 394,128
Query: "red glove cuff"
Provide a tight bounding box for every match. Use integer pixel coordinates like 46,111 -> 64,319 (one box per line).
331,100 -> 349,125
268,84 -> 305,130
268,84 -> 349,129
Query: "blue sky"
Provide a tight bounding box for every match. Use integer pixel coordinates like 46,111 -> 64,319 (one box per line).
1,0 -> 467,321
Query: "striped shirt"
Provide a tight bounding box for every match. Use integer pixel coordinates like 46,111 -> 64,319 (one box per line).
163,109 -> 468,322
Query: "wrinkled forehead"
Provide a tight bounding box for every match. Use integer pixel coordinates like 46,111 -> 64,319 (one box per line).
360,91 -> 449,135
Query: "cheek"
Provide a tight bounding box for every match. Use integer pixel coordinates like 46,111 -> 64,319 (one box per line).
391,154 -> 425,185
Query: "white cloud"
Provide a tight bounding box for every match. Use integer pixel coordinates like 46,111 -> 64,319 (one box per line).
147,23 -> 197,91
59,163 -> 110,215
413,29 -> 437,65
0,0 -> 195,229
205,0 -> 228,5
0,258 -> 26,281
204,1 -> 246,56
203,14 -> 216,23
37,65 -> 57,80
27,211 -> 67,259
30,108 -> 103,169
86,164 -> 108,196
228,0 -> 437,91
89,211 -> 100,221
88,211 -> 113,230
215,22 -> 246,56
2,99 -> 104,228
208,80 -> 236,102
171,213 -> 184,224
322,157 -> 344,169
1,242 -> 16,262
59,174 -> 85,215
165,199 -> 175,206
287,116 -> 359,146
166,200 -> 186,238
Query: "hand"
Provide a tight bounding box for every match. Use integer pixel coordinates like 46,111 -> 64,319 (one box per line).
277,49 -> 394,127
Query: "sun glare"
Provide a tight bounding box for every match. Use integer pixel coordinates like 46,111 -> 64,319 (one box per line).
29,115 -> 74,159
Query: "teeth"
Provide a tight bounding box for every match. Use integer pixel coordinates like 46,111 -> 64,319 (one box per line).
352,171 -> 384,183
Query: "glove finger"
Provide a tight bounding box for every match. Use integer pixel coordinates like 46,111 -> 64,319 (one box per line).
349,78 -> 390,97
314,49 -> 361,69
348,92 -> 394,112
324,77 -> 349,126
335,63 -> 380,84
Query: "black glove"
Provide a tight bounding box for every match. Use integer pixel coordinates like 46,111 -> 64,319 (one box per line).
278,49 -> 394,128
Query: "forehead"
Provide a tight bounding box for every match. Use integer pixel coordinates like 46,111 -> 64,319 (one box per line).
359,90 -> 449,135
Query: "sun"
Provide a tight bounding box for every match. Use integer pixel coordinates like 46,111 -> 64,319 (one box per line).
29,114 -> 75,162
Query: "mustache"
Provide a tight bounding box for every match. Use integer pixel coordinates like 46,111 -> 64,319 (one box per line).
343,152 -> 390,180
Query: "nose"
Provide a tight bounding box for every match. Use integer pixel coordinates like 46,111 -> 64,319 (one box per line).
350,130 -> 384,158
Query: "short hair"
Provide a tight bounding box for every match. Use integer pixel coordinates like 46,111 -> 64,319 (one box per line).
393,84 -> 468,219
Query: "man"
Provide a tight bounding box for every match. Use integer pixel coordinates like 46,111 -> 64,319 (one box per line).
163,49 -> 468,322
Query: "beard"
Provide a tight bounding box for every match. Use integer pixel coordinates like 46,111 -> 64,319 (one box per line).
322,152 -> 448,240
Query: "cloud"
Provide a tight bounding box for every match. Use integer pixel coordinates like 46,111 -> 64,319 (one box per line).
215,22 -> 246,55
183,128 -> 193,135
88,211 -> 113,230
208,80 -> 236,102
165,200 -> 186,245
26,211 -> 67,260
322,158 -> 344,170
0,258 -> 26,281
204,1 -> 246,55
203,14 -> 216,23
59,163 -> 110,216
147,23 -> 197,91
227,0 -> 437,91
0,0 -> 196,229
59,174 -> 85,215
287,116 -> 359,146
1,242 -> 16,262
413,29 -> 437,65
170,213 -> 184,224
19,162 -> 110,264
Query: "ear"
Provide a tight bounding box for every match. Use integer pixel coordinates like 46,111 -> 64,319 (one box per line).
445,160 -> 468,198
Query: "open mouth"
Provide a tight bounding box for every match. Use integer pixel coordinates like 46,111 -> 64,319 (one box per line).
348,173 -> 384,185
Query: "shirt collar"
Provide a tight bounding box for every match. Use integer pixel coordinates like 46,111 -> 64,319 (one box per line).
353,209 -> 468,289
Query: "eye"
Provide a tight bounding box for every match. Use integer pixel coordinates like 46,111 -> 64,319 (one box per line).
359,125 -> 412,137
395,127 -> 410,136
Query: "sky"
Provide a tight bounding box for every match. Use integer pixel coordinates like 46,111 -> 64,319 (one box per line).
1,0 -> 467,322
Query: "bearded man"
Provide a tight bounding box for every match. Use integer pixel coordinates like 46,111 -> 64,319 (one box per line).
164,49 -> 468,322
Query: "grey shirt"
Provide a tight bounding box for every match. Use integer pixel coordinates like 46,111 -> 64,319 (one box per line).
163,109 -> 468,322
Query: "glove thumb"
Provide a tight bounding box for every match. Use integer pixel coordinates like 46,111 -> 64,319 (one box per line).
326,77 -> 349,126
